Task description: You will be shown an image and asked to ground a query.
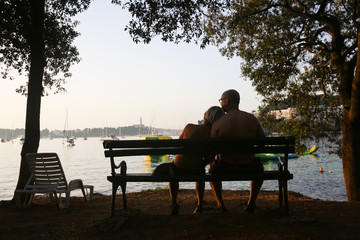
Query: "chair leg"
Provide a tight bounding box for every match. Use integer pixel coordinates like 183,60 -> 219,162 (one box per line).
82,185 -> 94,201
14,192 -> 32,209
56,191 -> 69,209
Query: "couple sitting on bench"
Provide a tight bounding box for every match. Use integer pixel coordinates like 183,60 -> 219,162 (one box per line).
152,89 -> 265,215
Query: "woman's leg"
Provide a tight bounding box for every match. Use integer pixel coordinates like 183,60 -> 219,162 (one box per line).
193,181 -> 205,214
169,181 -> 179,215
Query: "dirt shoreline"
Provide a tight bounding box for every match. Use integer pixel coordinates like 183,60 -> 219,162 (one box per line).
1,189 -> 360,240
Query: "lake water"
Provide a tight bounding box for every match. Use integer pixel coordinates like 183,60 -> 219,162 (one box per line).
0,136 -> 347,201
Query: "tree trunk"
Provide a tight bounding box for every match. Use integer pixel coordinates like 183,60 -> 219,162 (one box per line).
342,113 -> 360,201
341,31 -> 360,201
14,0 -> 45,198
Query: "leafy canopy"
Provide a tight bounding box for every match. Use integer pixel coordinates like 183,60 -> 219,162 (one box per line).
0,0 -> 91,95
202,0 -> 358,152
113,0 -> 227,47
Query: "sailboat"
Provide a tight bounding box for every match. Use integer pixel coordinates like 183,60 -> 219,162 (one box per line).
140,124 -> 171,140
118,127 -> 123,139
63,110 -> 75,146
63,136 -> 75,146
11,135 -> 25,144
99,127 -> 120,141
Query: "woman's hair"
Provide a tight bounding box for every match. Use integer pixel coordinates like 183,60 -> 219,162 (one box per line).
204,106 -> 225,126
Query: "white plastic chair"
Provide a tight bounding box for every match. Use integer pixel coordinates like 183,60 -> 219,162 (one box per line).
15,153 -> 93,209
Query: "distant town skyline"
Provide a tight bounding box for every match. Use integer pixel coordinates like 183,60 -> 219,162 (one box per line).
0,1 -> 261,131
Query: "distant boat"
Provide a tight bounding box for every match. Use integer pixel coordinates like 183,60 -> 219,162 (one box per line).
11,136 -> 25,144
140,119 -> 170,141
62,109 -> 75,147
100,135 -> 119,141
63,136 -> 75,146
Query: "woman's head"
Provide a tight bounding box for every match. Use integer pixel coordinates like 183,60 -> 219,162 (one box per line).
204,106 -> 225,126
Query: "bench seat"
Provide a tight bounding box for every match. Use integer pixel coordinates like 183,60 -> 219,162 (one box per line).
108,171 -> 292,182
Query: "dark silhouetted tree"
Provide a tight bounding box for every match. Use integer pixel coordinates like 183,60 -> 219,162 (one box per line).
0,0 -> 91,203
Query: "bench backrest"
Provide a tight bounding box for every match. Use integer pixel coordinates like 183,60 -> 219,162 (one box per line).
103,136 -> 295,157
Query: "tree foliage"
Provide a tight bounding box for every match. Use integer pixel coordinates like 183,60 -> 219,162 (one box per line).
117,0 -> 355,152
0,0 -> 91,95
113,0 -> 227,47
203,0 -> 357,153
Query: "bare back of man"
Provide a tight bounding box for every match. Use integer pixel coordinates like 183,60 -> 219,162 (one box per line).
209,89 -> 265,213
211,109 -> 265,165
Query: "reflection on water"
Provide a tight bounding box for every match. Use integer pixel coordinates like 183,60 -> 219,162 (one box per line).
262,160 -> 279,171
0,137 -> 347,201
143,155 -> 172,172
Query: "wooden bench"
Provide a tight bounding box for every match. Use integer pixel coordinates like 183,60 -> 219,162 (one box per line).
103,136 -> 295,216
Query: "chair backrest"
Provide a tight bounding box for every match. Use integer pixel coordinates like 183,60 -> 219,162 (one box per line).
26,153 -> 68,192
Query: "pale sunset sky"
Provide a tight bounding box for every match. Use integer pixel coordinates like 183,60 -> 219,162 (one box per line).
0,1 -> 261,131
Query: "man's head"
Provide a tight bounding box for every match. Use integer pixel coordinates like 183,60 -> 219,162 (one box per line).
219,89 -> 240,112
204,106 -> 225,126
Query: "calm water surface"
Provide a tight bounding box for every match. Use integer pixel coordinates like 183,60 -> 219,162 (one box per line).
0,137 -> 347,201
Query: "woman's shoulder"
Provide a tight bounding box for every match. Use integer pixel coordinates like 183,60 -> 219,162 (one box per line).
183,124 -> 210,138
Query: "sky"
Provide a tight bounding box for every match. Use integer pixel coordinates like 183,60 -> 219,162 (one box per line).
0,1 -> 261,131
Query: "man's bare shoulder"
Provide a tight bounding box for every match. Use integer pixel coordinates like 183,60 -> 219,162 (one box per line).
242,111 -> 257,119
239,109 -> 255,116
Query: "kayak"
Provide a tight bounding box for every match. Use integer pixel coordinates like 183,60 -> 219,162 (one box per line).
256,145 -> 318,160
302,145 -> 318,155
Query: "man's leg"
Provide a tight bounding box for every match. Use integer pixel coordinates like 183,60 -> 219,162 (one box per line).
196,181 -> 205,206
245,159 -> 264,212
210,181 -> 227,212
247,179 -> 263,207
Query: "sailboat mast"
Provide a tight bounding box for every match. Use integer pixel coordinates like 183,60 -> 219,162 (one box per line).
63,109 -> 70,138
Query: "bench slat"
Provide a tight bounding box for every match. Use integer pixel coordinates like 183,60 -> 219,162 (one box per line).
107,172 -> 293,182
104,145 -> 295,157
103,136 -> 295,149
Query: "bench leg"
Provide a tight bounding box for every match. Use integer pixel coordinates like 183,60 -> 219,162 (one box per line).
278,179 -> 291,215
278,179 -> 283,207
120,181 -> 127,210
111,183 -> 119,217
283,180 -> 290,215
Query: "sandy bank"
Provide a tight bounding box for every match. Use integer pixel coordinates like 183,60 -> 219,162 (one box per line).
1,189 -> 359,240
